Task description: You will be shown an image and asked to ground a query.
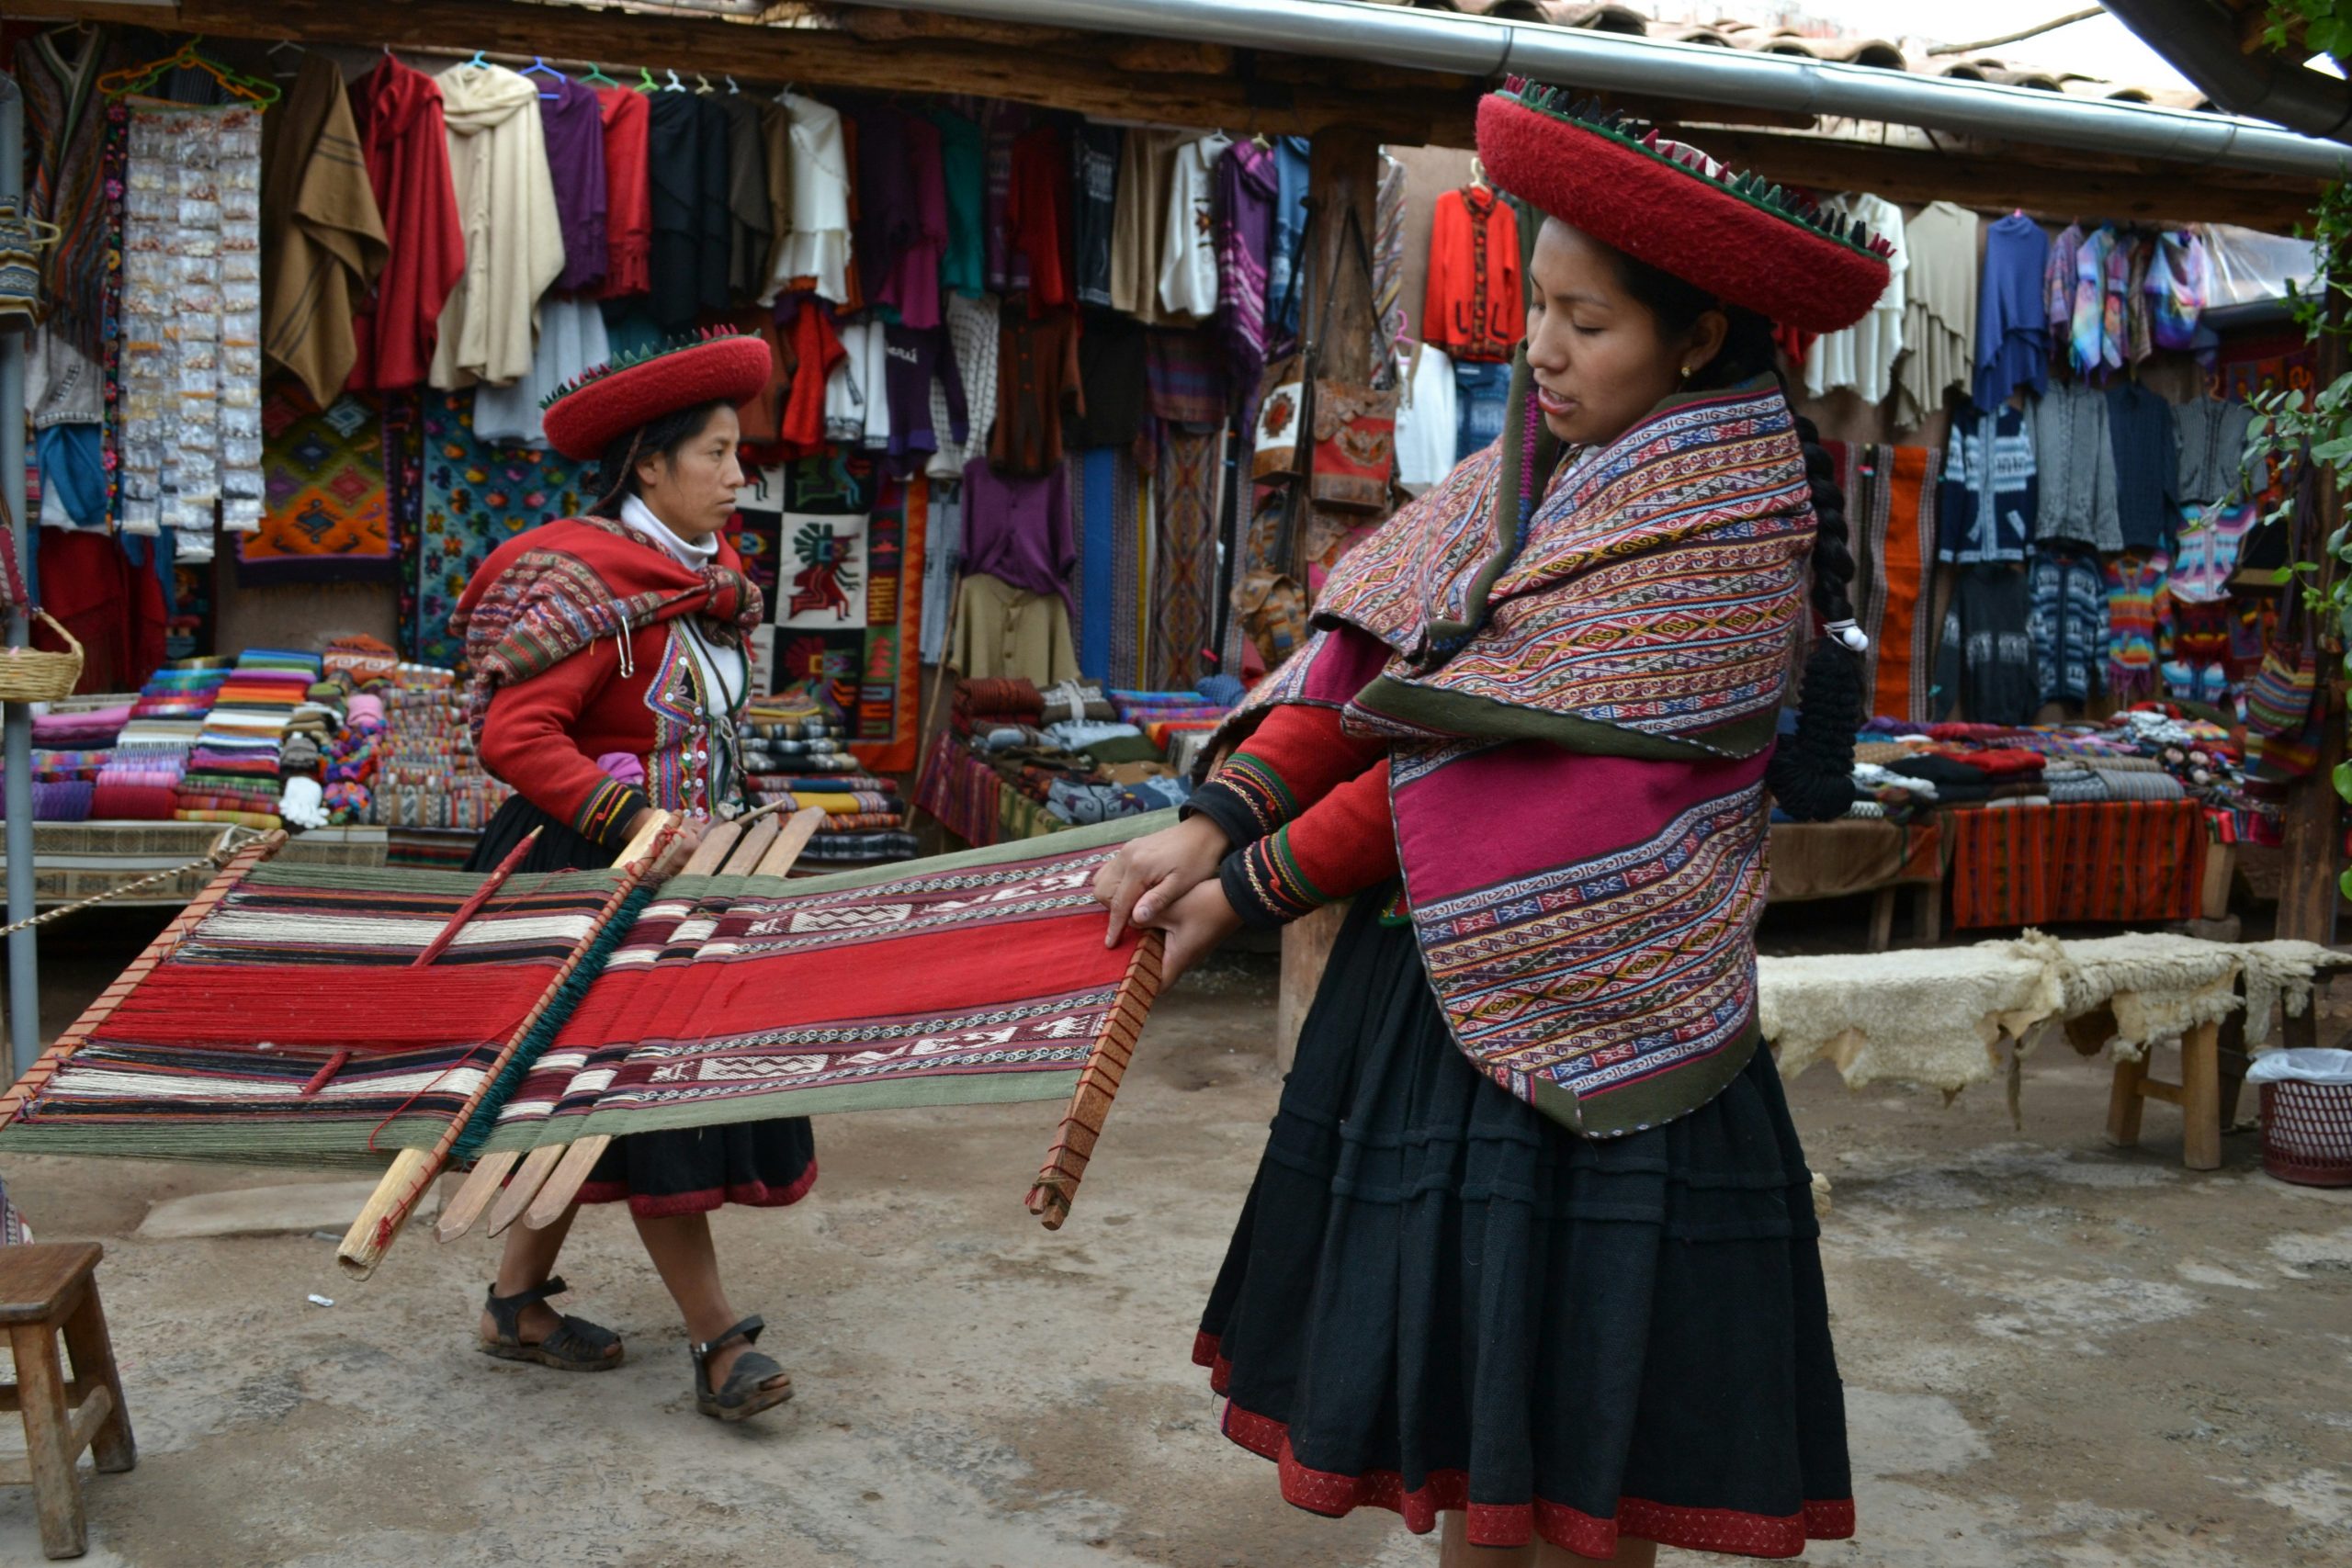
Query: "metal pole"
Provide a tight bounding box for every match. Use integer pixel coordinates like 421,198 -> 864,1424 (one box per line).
1,76 -> 39,1077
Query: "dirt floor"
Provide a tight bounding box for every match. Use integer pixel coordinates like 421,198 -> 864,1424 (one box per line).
3,906 -> 2350,1568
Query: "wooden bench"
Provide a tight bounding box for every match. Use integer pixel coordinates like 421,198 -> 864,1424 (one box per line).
0,1243 -> 136,1560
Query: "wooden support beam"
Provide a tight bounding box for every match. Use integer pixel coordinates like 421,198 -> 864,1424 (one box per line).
2280,286 -> 2347,948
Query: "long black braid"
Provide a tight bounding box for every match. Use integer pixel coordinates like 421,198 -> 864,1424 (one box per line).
1601,254 -> 1865,823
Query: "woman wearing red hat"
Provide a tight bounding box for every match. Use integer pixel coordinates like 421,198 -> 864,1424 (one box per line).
1098,86 -> 1889,1561
450,331 -> 801,1423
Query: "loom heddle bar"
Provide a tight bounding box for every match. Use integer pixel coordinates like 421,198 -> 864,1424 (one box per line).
1026,928 -> 1167,1230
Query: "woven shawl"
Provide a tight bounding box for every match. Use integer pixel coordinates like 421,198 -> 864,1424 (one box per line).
451,514 -> 763,747
1222,361 -> 1817,1136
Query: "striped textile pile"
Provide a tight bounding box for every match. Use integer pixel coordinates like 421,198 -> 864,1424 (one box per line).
89,661 -> 232,819
175,649 -> 324,829
0,701 -> 133,824
741,693 -> 914,865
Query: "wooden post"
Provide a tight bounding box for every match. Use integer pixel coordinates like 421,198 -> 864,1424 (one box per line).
2278,295 -> 2348,948
1305,126 -> 1384,389
2179,1020 -> 2223,1172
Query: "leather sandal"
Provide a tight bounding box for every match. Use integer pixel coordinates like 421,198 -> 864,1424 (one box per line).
692,1314 -> 794,1421
480,1277 -> 624,1371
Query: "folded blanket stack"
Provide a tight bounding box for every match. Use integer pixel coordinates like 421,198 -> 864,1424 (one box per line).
88,661 -> 231,819
4,702 -> 131,824
368,663 -> 510,832
741,690 -> 915,868
175,649 -> 323,829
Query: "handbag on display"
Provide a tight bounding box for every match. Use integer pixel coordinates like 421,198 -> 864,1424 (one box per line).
1250,208 -> 1317,482
1305,207 -> 1400,513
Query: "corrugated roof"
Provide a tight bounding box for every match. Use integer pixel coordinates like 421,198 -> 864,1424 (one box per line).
1365,3 -> 2217,112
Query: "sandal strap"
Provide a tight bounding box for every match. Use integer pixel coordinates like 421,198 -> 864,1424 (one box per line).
718,1348 -> 785,1396
482,1275 -> 571,1337
537,1313 -> 621,1362
694,1314 -> 764,1357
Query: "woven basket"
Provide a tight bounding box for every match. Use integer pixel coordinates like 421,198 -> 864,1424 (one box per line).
2260,1080 -> 2352,1188
0,608 -> 84,703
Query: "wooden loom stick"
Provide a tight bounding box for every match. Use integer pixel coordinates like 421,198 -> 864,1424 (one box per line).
0,831 -> 289,1123
516,807 -> 829,1230
1025,929 -> 1166,1230
338,812 -> 680,1279
412,827 -> 540,966
461,818 -> 752,1241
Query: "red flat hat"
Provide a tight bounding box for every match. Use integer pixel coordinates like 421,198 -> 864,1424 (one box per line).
1476,83 -> 1893,334
540,330 -> 774,461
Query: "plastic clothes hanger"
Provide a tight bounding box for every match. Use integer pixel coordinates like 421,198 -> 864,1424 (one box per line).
519,56 -> 564,99
693,72 -> 715,95
579,62 -> 620,88
663,69 -> 687,92
636,65 -> 659,94
98,38 -> 280,106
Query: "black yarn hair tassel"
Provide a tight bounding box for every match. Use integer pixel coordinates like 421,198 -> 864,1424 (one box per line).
1765,637 -> 1866,823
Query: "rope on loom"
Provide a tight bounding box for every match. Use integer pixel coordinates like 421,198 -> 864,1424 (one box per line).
0,831 -> 257,939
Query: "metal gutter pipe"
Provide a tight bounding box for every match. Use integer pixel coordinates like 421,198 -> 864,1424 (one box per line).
2103,0 -> 2352,143
840,0 -> 2352,181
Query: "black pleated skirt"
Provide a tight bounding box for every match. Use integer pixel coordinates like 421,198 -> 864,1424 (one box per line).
467,795 -> 818,1218
1196,893 -> 1853,1561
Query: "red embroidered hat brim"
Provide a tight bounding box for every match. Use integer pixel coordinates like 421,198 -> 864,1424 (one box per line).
540,333 -> 774,461
1476,90 -> 1891,335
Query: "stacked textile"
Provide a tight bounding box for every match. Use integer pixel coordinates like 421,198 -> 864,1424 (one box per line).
6,702 -> 132,823
368,664 -> 511,833
741,691 -> 915,864
1108,689 -> 1229,774
175,649 -> 325,828
89,662 -> 232,819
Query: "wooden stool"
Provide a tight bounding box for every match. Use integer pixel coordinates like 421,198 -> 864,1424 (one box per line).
2108,1019 -> 2227,1171
0,1243 -> 136,1559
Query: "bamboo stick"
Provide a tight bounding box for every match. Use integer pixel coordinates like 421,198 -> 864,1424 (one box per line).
337,812 -> 678,1278
0,831 -> 288,1122
514,808 -> 828,1228
1026,930 -> 1166,1230
442,818 -> 747,1244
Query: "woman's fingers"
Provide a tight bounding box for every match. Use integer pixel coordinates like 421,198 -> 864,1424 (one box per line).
1102,863 -> 1146,946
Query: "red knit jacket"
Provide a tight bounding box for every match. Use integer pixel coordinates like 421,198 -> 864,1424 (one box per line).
479,615 -> 747,850
1421,186 -> 1525,365
1187,705 -> 1396,924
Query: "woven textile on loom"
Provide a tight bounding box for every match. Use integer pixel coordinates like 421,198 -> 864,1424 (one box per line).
0,862 -> 642,1163
1948,799 -> 2208,930
474,816 -> 1170,1152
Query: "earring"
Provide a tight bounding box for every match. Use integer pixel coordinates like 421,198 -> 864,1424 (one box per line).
1678,365 -> 1693,380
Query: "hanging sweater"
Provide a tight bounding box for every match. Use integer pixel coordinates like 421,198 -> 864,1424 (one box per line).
2175,393 -> 2254,506
2030,385 -> 2121,552
2028,547 -> 2106,709
1894,200 -> 1977,429
2106,382 -> 2181,553
766,94 -> 852,305
1937,404 -> 2036,565
1804,193 -> 1905,406
1422,186 -> 1523,364
1973,214 -> 2050,411
430,64 -> 565,390
1932,565 -> 2040,726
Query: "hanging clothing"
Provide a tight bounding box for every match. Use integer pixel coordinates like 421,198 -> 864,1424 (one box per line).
2105,550 -> 2170,703
1937,405 -> 2036,565
1422,186 -> 1524,364
2124,231 -> 2157,367
1894,200 -> 1976,429
1266,136 -> 1312,342
643,90 -> 730,333
982,102 -> 1031,299
1110,129 -> 1183,325
472,297 -> 612,448
2028,547 -> 2106,709
2149,231 -> 2210,351
1159,132 -> 1232,321
593,85 -> 652,299
538,75 -> 609,296
261,53 -> 390,409
430,63 -> 566,390
2106,382 -> 2181,553
2044,223 -> 2081,346
824,319 -> 878,447
920,479 -> 963,664
854,104 -> 915,312
717,94 -> 772,305
1394,342 -> 1458,494
880,113 -> 947,330
14,27 -> 112,360
1453,359 -> 1512,462
929,107 -> 987,299
1008,122 -> 1075,315
962,456 -> 1074,600
953,571 -> 1080,686
775,296 -> 846,455
1071,123 -> 1122,310
1218,140 -> 1277,420
2175,393 -> 2253,506
991,309 -> 1085,478
768,94 -> 852,304
883,324 -> 967,475
349,55 -> 466,393
2030,384 -> 2122,553
2068,224 -> 2116,380
1802,194 -> 1905,406
2171,501 -> 2257,604
1973,213 -> 2050,411
1373,151 -> 1408,361
1069,310 -> 1149,450
1932,565 -> 2040,726
944,292 -> 1004,464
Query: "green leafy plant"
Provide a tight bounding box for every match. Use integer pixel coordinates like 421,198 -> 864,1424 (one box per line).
2265,2 -> 2352,66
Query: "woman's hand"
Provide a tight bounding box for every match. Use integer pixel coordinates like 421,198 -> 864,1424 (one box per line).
1146,879 -> 1245,986
1094,816 -> 1231,946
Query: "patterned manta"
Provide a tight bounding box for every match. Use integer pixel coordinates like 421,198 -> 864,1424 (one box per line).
0,809 -> 1168,1276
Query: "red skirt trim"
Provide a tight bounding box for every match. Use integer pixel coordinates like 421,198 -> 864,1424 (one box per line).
574,1157 -> 820,1218
1191,1331 -> 1856,1562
